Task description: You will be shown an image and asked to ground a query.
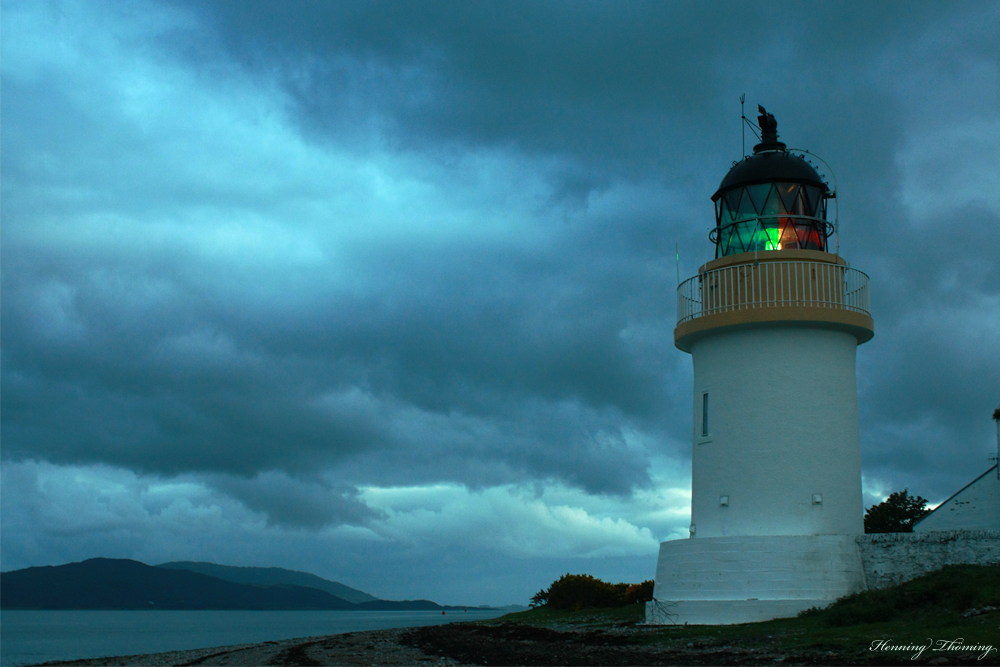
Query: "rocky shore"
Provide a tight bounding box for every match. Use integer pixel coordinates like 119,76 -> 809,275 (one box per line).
31,620 -> 958,666
32,626 -> 470,666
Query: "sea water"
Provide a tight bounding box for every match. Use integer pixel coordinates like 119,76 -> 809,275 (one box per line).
0,609 -> 508,666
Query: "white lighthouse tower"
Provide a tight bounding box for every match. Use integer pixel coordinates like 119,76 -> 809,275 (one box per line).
648,108 -> 875,625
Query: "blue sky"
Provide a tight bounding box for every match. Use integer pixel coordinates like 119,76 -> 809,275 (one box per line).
2,0 -> 998,605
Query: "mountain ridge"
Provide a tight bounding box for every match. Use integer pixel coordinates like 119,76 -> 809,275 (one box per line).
0,558 -> 461,610
156,561 -> 378,604
0,558 -> 356,610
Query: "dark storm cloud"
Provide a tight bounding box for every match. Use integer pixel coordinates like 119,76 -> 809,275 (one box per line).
176,1 -> 969,171
2,0 -> 679,499
3,0 -> 998,542
210,472 -> 380,528
171,0 -> 1000,501
857,201 -> 1000,499
1,206 -> 671,493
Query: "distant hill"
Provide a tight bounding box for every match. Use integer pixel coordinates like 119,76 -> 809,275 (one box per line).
0,558 -> 358,610
157,561 -> 378,604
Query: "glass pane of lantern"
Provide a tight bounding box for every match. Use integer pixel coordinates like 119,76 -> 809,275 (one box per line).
762,184 -> 784,219
720,225 -> 734,255
715,227 -> 733,257
722,188 -> 743,220
736,187 -> 758,220
795,188 -> 810,216
745,184 -> 770,215
798,221 -> 824,250
723,189 -> 742,222
722,226 -> 738,255
777,183 -> 800,215
733,221 -> 754,253
779,219 -> 799,249
802,186 -> 823,216
738,221 -> 758,252
762,224 -> 781,250
812,222 -> 827,250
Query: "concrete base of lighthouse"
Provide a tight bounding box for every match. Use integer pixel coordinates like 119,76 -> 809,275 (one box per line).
645,535 -> 866,625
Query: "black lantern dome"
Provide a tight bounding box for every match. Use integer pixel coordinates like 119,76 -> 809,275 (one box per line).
710,107 -> 833,258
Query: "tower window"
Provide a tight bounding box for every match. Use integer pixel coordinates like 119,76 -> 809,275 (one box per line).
702,392 -> 709,436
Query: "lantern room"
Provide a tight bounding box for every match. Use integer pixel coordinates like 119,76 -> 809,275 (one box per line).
710,107 -> 834,258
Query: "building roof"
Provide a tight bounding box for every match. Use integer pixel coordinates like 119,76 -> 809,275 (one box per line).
912,464 -> 999,528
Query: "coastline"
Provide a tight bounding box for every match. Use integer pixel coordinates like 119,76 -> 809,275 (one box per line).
30,627 -> 469,666
28,618 -> 993,666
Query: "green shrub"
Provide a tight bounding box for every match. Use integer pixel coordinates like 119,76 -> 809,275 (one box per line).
621,579 -> 655,605
533,574 -> 654,610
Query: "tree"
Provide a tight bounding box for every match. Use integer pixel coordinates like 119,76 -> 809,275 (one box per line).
529,588 -> 548,608
864,489 -> 930,533
546,574 -> 621,610
529,574 -> 654,610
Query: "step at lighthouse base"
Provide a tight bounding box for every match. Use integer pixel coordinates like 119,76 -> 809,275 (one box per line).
644,535 -> 866,625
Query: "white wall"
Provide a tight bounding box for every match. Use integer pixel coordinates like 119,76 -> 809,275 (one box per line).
689,327 -> 864,537
914,469 -> 999,532
646,531 -> 1000,624
647,534 -> 866,624
653,534 -> 866,601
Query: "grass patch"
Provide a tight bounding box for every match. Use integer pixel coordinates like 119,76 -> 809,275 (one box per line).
803,563 -> 1000,626
493,565 -> 1000,659
490,603 -> 646,629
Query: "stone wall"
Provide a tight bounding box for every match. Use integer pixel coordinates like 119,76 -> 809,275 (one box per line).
857,530 -> 1000,590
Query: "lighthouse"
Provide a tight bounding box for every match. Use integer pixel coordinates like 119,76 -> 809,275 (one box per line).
647,107 -> 874,625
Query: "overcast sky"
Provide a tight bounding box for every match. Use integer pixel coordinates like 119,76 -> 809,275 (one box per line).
2,0 -> 998,606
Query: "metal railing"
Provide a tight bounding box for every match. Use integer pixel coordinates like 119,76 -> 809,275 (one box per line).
708,214 -> 835,245
677,260 -> 870,325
